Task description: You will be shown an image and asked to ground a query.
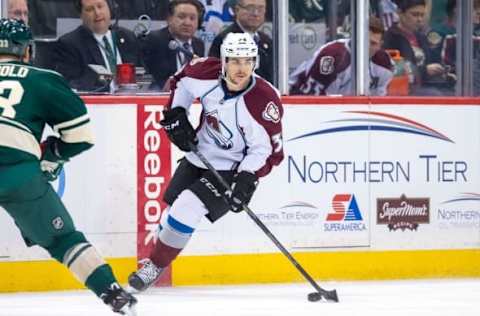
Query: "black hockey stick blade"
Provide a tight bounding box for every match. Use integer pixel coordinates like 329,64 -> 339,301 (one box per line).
318,289 -> 339,302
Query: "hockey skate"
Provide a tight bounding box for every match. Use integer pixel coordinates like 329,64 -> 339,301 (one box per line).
128,258 -> 162,292
101,283 -> 138,315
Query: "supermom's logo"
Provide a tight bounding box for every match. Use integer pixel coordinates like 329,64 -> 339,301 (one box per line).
288,111 -> 454,143
377,194 -> 430,231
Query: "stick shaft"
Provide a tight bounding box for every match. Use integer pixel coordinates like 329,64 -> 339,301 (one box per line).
190,144 -> 332,296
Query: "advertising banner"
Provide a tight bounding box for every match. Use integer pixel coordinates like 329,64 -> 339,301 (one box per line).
136,102 -> 172,285
1,98 -> 478,263
182,103 -> 480,255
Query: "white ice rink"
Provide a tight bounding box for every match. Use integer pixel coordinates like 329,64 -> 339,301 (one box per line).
0,279 -> 479,316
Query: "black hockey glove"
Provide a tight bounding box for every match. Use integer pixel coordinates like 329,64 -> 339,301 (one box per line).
160,107 -> 198,152
40,136 -> 68,181
227,171 -> 258,213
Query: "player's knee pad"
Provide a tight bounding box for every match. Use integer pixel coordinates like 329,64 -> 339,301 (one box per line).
158,213 -> 193,250
47,231 -> 106,284
63,242 -> 107,284
158,190 -> 206,249
167,189 -> 208,229
47,230 -> 87,262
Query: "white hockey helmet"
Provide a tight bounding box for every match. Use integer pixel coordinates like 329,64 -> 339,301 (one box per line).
220,32 -> 259,75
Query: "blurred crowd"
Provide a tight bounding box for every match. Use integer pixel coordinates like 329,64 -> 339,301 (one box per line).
6,0 -> 480,96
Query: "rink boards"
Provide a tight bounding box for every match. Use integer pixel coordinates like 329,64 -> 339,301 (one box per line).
1,96 -> 479,292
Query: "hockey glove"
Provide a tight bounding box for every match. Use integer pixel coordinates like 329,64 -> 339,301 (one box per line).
40,136 -> 68,181
227,171 -> 258,213
160,107 -> 198,152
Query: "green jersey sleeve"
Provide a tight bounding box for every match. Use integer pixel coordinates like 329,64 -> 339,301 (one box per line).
35,70 -> 95,159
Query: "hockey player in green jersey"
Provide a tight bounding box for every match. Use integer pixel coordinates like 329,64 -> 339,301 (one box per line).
0,19 -> 137,315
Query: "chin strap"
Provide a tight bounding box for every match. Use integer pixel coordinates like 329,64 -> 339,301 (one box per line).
221,74 -> 244,91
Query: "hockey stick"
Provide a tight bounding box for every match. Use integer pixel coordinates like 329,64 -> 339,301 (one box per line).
189,143 -> 339,303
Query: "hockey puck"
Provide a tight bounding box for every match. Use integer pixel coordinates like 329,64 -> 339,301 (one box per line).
307,292 -> 322,302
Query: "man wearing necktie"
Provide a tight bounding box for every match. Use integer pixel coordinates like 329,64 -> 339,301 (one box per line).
209,0 -> 273,84
102,34 -> 118,75
142,0 -> 205,91
53,0 -> 141,92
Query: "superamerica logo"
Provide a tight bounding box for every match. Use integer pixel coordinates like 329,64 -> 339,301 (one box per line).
288,110 -> 454,143
324,194 -> 366,231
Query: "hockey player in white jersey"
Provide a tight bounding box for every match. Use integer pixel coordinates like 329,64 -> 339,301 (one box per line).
289,16 -> 394,96
128,32 -> 284,291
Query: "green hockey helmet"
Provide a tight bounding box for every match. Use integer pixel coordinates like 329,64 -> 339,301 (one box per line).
0,18 -> 33,58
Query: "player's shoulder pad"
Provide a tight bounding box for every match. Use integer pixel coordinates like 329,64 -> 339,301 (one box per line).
372,49 -> 394,71
21,64 -> 71,89
319,40 -> 348,58
243,77 -> 283,126
315,40 -> 350,75
21,64 -> 64,78
25,65 -> 76,94
177,57 -> 222,81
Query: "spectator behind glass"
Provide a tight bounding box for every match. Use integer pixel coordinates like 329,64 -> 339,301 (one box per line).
8,0 -> 29,24
426,0 -> 456,63
475,0 -> 480,35
113,0 -> 167,20
442,0 -> 480,95
143,0 -> 205,91
288,0 -> 326,23
374,0 -> 400,30
383,0 -> 450,95
52,0 -> 141,92
209,0 -> 273,83
27,0 -> 78,38
289,16 -> 393,96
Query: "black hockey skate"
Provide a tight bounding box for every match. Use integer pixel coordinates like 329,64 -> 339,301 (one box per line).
128,258 -> 162,292
101,283 -> 138,315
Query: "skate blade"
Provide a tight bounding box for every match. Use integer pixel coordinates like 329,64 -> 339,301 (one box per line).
124,285 -> 140,295
119,298 -> 138,316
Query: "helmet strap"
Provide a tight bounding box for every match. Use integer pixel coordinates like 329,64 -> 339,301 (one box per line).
222,73 -> 244,91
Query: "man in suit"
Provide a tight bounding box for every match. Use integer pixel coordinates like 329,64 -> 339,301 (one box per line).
53,0 -> 141,92
209,0 -> 273,83
143,0 -> 205,91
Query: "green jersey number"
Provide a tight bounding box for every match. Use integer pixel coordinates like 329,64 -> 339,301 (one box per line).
0,80 -> 24,119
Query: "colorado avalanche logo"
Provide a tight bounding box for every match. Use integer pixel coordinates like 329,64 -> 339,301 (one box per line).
319,56 -> 335,75
262,102 -> 280,123
205,110 -> 234,150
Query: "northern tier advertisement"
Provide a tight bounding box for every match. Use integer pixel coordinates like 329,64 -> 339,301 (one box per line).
1,99 -> 479,262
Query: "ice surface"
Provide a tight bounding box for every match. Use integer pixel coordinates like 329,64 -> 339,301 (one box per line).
0,279 -> 478,316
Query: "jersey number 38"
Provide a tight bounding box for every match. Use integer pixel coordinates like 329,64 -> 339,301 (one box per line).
0,80 -> 24,119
